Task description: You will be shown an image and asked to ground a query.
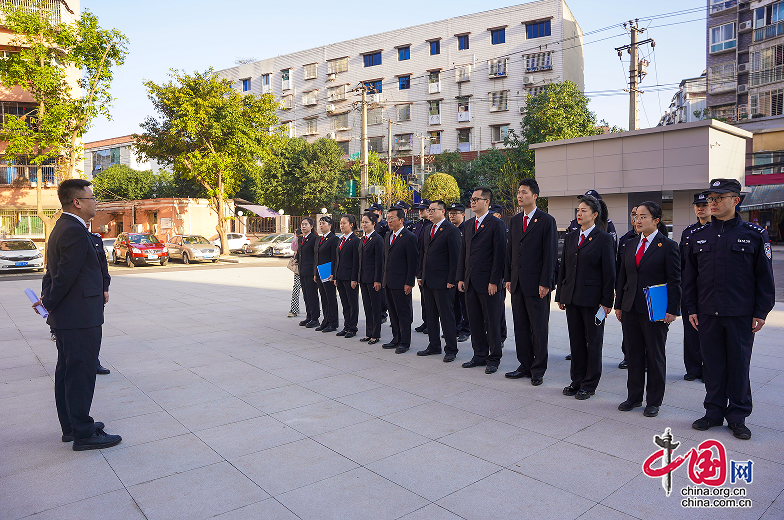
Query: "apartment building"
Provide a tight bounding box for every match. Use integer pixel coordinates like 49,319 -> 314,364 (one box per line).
658,73 -> 707,126
216,0 -> 584,174
84,135 -> 163,180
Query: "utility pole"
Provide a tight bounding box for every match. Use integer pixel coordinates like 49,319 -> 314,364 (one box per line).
419,135 -> 425,174
360,87 -> 369,212
386,117 -> 400,207
615,19 -> 654,131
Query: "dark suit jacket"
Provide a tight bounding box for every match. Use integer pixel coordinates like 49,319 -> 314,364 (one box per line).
457,214 -> 506,290
89,232 -> 111,293
358,232 -> 383,284
41,214 -> 105,329
505,208 -> 557,296
296,233 -> 317,277
417,220 -> 461,289
334,232 -> 360,281
314,232 -> 338,278
382,228 -> 418,290
555,227 -> 616,308
615,232 -> 681,315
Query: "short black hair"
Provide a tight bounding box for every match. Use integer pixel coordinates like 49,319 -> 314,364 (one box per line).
341,214 -> 358,231
302,217 -> 315,227
473,186 -> 493,203
389,208 -> 405,221
430,200 -> 446,211
319,216 -> 333,225
518,178 -> 540,196
362,212 -> 379,225
58,179 -> 91,207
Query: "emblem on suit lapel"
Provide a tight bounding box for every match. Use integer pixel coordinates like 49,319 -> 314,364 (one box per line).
658,243 -> 662,247
589,237 -> 592,241
534,219 -> 538,223
480,225 -> 484,229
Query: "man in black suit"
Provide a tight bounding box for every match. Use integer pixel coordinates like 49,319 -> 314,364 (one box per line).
412,199 -> 431,334
370,202 -> 390,323
35,179 -> 121,451
457,187 -> 507,373
296,218 -> 320,328
87,224 -> 111,375
382,207 -> 418,354
448,202 -> 470,342
314,217 -> 339,332
416,200 -> 461,362
615,207 -> 639,369
504,179 -> 557,386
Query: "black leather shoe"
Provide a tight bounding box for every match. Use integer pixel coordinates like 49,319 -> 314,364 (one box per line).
618,360 -> 628,369
484,365 -> 498,374
299,319 -> 309,326
422,328 -> 429,334
692,416 -> 723,431
565,354 -> 572,360
415,324 -> 427,333
382,342 -> 398,349
344,331 -> 356,339
643,405 -> 660,417
563,386 -> 578,396
728,423 -> 752,440
315,324 -> 326,331
417,348 -> 442,356
97,364 -> 110,375
62,422 -> 104,442
457,334 -> 469,342
322,326 -> 337,333
336,330 -> 347,336
683,373 -> 701,381
395,346 -> 409,354
72,428 -> 122,451
618,400 -> 642,412
306,321 -> 319,328
505,369 -> 530,379
360,337 -> 371,342
368,338 -> 380,345
575,390 -> 594,400
531,377 -> 543,386
462,359 -> 486,368
443,353 -> 456,362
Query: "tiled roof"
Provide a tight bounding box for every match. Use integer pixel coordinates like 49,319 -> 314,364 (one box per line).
83,135 -> 136,150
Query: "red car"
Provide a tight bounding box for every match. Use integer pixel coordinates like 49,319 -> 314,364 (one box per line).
112,232 -> 169,267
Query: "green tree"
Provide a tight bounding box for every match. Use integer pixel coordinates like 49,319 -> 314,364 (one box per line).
0,2 -> 128,254
363,151 -> 412,209
421,173 -> 460,204
150,170 -> 208,199
432,150 -> 473,203
92,165 -> 155,201
134,68 -> 279,253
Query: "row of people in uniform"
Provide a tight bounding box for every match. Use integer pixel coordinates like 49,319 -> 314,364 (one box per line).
293,177 -> 775,440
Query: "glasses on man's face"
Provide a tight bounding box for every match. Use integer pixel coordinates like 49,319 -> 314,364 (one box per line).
707,195 -> 733,204
75,197 -> 96,201
427,208 -> 442,213
470,197 -> 488,203
387,216 -> 399,222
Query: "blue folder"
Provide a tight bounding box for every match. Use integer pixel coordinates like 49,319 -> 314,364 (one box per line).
644,284 -> 668,322
317,262 -> 332,282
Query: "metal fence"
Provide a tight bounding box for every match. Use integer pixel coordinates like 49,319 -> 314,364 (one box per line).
0,208 -> 59,238
0,165 -> 57,186
246,216 -> 277,234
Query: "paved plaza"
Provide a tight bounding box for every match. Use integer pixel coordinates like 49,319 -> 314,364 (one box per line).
1,265 -> 783,520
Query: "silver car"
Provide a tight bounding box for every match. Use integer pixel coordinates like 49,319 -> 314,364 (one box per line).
165,235 -> 220,264
0,238 -> 44,272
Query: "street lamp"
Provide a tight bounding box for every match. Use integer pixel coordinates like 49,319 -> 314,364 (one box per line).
279,209 -> 284,215
321,208 -> 327,214
237,210 -> 244,217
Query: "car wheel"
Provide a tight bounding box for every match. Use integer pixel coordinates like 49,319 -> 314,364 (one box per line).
265,247 -> 273,257
211,258 -> 218,263
183,253 -> 190,264
125,254 -> 134,268
160,258 -> 168,266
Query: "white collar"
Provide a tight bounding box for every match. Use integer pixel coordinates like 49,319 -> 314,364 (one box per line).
365,230 -> 374,237
475,212 -> 488,225
303,232 -> 311,239
523,207 -> 537,220
63,212 -> 87,229
431,217 -> 445,230
640,229 -> 658,242
580,224 -> 595,237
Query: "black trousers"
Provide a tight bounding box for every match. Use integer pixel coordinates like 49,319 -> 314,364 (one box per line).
301,272 -> 320,322
510,288 -> 551,378
423,285 -> 457,354
465,283 -> 503,366
385,287 -> 412,347
380,285 -> 388,316
316,278 -> 339,327
622,310 -> 668,406
683,303 -> 703,378
336,279 -> 359,332
499,283 -> 508,343
699,314 -> 754,424
564,304 -> 605,393
417,283 -> 427,326
454,289 -> 470,335
360,282 -> 382,338
54,326 -> 102,439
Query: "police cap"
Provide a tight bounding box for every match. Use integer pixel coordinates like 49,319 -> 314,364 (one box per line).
693,191 -> 709,205
707,179 -> 742,194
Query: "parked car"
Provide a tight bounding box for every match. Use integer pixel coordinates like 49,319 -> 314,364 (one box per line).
0,238 -> 44,272
165,235 -> 219,263
102,238 -> 116,260
272,235 -> 298,257
247,233 -> 294,256
112,232 -> 169,267
209,233 -> 250,253
243,234 -> 281,255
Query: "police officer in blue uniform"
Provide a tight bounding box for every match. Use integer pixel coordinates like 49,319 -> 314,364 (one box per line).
412,199 -> 431,333
680,191 -> 710,381
615,206 -> 639,369
448,202 -> 470,342
683,179 -> 775,440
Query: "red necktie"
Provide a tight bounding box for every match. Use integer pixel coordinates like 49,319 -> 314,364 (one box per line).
363,236 -> 367,247
430,224 -> 436,240
391,233 -> 396,246
578,234 -> 585,248
474,219 -> 479,233
523,215 -> 528,233
636,237 -> 647,267
320,235 -> 324,245
340,237 -> 346,250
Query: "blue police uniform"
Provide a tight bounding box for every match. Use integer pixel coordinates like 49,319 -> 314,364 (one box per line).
679,220 -> 706,380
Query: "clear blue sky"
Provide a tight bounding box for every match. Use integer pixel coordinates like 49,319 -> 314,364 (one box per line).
82,0 -> 706,142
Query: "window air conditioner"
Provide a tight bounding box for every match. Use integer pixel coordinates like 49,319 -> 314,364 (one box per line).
523,75 -> 535,85
369,94 -> 381,103
519,106 -> 526,115
327,132 -> 336,139
327,73 -> 336,81
737,63 -> 749,73
738,21 -> 752,32
737,84 -> 748,93
326,104 -> 335,112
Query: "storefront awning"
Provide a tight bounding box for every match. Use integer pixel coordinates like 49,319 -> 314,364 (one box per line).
739,184 -> 784,211
234,203 -> 280,218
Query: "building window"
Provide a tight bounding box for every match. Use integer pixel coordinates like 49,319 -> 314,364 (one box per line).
92,147 -> 121,175
750,45 -> 783,87
280,94 -> 293,110
526,20 -> 551,39
241,78 -> 251,91
708,62 -> 737,93
368,136 -> 385,153
302,90 -> 318,106
488,58 -> 507,78
398,46 -> 410,61
327,57 -> 349,74
305,119 -> 318,135
456,64 -> 471,82
327,84 -> 348,101
457,129 -> 471,152
430,40 -> 440,55
337,141 -> 350,155
489,91 -> 509,112
368,107 -> 383,125
364,80 -> 382,94
491,28 -> 506,45
751,88 -> 784,117
710,0 -> 739,14
394,133 -> 413,151
330,112 -> 350,130
281,69 -> 291,90
428,131 -> 442,154
524,52 -> 552,72
261,74 -> 269,86
397,104 -> 411,122
429,100 -> 441,125
428,71 -> 440,93
284,121 -> 295,138
458,34 -> 469,50
457,97 -> 471,122
399,75 -> 410,90
491,125 -> 509,143
710,23 -> 736,53
304,63 -> 317,80
751,151 -> 784,174
363,52 -> 382,67
754,3 -> 783,29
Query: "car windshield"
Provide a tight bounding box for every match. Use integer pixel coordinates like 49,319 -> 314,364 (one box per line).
273,234 -> 294,243
0,240 -> 37,251
102,239 -> 115,246
183,236 -> 209,245
128,234 -> 160,245
259,235 -> 279,243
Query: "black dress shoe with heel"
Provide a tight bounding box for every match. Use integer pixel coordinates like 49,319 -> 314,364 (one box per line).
643,405 -> 659,417
563,385 -> 578,396
360,337 -> 371,342
299,319 -> 309,326
336,330 -> 347,336
344,331 -> 356,338
417,348 -> 442,356
382,342 -> 398,349
618,360 -> 628,369
322,326 -> 337,333
505,369 -> 531,379
443,353 -> 456,362
692,416 -> 723,431
485,365 -> 498,374
618,400 -> 643,412
575,389 -> 595,400
530,377 -> 543,386
462,359 -> 486,368
97,364 -> 110,375
306,320 -> 319,328
368,338 -> 380,345
395,346 -> 409,354
414,324 -> 427,333
728,423 -> 751,440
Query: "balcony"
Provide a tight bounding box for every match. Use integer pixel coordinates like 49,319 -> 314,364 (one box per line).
428,82 -> 441,94
429,144 -> 442,154
753,21 -> 784,43
429,114 -> 441,125
710,0 -> 737,15
458,109 -> 471,122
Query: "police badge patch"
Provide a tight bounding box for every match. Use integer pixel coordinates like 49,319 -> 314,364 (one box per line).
765,242 -> 772,260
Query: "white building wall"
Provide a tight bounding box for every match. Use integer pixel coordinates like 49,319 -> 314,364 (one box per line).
217,0 -> 583,158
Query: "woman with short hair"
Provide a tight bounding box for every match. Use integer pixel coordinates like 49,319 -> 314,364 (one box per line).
358,212 -> 383,344
314,216 -> 339,333
334,215 -> 360,338
296,218 -> 320,327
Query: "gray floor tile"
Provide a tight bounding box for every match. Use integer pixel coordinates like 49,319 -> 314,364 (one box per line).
196,415 -> 306,459
382,401 -> 487,439
166,395 -> 264,431
271,399 -> 373,436
23,489 -> 146,520
336,386 -> 430,416
301,373 -> 384,398
212,498 -> 300,520
495,399 -> 605,439
104,410 -> 189,449
576,504 -> 639,520
438,386 -> 529,418
312,418 -> 430,464
239,384 -> 328,413
397,503 -> 466,520
440,419 -> 559,466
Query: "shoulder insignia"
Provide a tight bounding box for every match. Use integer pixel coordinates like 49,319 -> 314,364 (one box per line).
742,222 -> 765,233
765,242 -> 772,260
693,223 -> 710,234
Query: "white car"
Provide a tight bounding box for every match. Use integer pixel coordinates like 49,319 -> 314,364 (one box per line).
209,233 -> 250,253
0,238 -> 44,271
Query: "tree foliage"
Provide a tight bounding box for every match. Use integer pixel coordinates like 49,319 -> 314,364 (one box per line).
421,173 -> 460,204
134,68 -> 279,252
365,152 -> 412,209
92,165 -> 155,201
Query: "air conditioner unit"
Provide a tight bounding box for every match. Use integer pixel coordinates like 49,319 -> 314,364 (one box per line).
738,20 -> 753,32
369,94 -> 381,103
326,104 -> 335,112
327,132 -> 336,139
519,106 -> 526,115
737,63 -> 749,73
327,73 -> 336,81
523,75 -> 535,85
738,84 -> 749,93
